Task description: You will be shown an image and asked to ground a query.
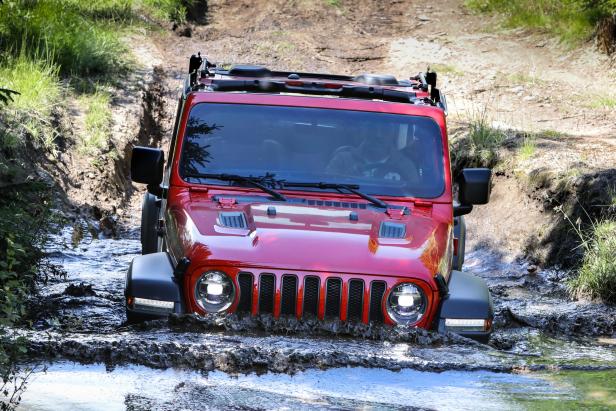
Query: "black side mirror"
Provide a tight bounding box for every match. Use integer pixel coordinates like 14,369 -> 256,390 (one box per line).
454,168 -> 492,216
131,146 -> 164,188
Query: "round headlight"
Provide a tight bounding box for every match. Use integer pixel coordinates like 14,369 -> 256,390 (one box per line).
195,271 -> 235,313
386,283 -> 427,324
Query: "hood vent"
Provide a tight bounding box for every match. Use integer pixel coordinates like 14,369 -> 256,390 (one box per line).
379,221 -> 406,238
219,212 -> 248,229
306,199 -> 368,209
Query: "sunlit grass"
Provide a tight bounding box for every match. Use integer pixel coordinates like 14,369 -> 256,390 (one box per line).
518,134 -> 536,160
77,89 -> 113,155
465,0 -> 615,46
565,219 -> 616,304
0,53 -> 62,149
587,95 -> 616,109
430,63 -> 464,76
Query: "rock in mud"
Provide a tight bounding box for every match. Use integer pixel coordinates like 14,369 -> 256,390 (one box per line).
63,282 -> 96,297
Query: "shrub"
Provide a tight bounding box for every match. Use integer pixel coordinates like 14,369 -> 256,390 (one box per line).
568,220 -> 616,303
450,107 -> 506,173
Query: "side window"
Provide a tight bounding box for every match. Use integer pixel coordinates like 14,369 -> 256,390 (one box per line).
166,97 -> 185,167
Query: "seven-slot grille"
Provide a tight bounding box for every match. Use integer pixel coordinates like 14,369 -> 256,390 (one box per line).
236,271 -> 387,323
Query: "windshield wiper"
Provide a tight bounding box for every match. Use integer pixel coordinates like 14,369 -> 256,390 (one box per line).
282,181 -> 389,210
184,172 -> 287,201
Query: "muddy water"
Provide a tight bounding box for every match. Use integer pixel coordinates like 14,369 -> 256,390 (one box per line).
14,228 -> 616,409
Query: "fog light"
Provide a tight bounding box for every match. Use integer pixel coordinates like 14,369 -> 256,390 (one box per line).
195,270 -> 235,313
445,318 -> 491,332
133,297 -> 174,312
386,283 -> 426,324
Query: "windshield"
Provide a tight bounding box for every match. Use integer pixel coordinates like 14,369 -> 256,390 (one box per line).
179,103 -> 445,198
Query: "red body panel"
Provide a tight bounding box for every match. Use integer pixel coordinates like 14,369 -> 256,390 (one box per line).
164,91 -> 454,328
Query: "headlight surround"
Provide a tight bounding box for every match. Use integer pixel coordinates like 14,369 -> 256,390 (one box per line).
194,270 -> 235,313
386,283 -> 427,324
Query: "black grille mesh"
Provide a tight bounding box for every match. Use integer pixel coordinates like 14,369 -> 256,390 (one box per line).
369,281 -> 386,323
280,276 -> 297,316
258,274 -> 275,314
303,276 -> 320,317
347,279 -> 364,321
325,278 -> 342,318
237,272 -> 253,312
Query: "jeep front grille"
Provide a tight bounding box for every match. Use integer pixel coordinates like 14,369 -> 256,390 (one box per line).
235,271 -> 388,324
258,274 -> 275,314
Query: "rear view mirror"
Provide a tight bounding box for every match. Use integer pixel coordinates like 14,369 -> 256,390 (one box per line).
454,168 -> 492,216
131,146 -> 164,186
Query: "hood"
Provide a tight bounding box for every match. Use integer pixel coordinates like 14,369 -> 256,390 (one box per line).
167,192 -> 453,281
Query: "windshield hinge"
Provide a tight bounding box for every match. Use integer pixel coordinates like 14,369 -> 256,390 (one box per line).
386,206 -> 410,219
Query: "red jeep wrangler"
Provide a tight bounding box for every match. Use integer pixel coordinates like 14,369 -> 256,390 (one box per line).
125,54 -> 493,342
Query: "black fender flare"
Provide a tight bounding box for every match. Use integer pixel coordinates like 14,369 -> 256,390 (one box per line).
437,270 -> 493,342
452,215 -> 466,271
125,252 -> 184,317
141,192 -> 160,255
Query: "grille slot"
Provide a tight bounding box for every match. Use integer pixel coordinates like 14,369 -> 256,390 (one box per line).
369,281 -> 386,323
258,274 -> 275,314
347,279 -> 364,321
280,276 -> 297,316
325,278 -> 342,318
303,276 -> 320,317
219,212 -> 247,229
237,272 -> 253,312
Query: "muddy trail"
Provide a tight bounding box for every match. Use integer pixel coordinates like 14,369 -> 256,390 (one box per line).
10,0 -> 616,409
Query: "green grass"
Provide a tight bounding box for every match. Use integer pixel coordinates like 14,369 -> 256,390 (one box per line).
465,0 -> 616,46
325,0 -> 341,7
0,53 -> 62,149
465,108 -> 507,168
0,0 -> 131,76
587,95 -> 616,109
568,220 -> 616,303
78,89 -> 113,155
518,134 -> 536,160
142,0 -> 189,24
430,63 -> 464,76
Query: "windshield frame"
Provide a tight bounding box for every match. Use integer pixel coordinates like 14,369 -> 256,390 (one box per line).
170,95 -> 452,203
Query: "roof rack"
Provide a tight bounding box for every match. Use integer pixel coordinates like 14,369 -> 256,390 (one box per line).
184,53 -> 447,112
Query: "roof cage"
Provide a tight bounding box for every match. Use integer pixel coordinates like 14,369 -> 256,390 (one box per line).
185,53 -> 447,112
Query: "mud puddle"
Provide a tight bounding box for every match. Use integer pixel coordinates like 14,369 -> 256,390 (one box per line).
11,227 -> 616,407
18,361 -> 578,411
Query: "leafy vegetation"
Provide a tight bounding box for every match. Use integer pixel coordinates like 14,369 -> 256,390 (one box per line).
567,219 -> 616,303
0,183 -> 53,410
466,0 -> 616,45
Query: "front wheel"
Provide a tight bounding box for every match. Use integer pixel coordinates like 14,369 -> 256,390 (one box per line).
140,192 -> 159,255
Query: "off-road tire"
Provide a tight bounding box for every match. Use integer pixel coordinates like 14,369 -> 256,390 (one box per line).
141,192 -> 159,255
